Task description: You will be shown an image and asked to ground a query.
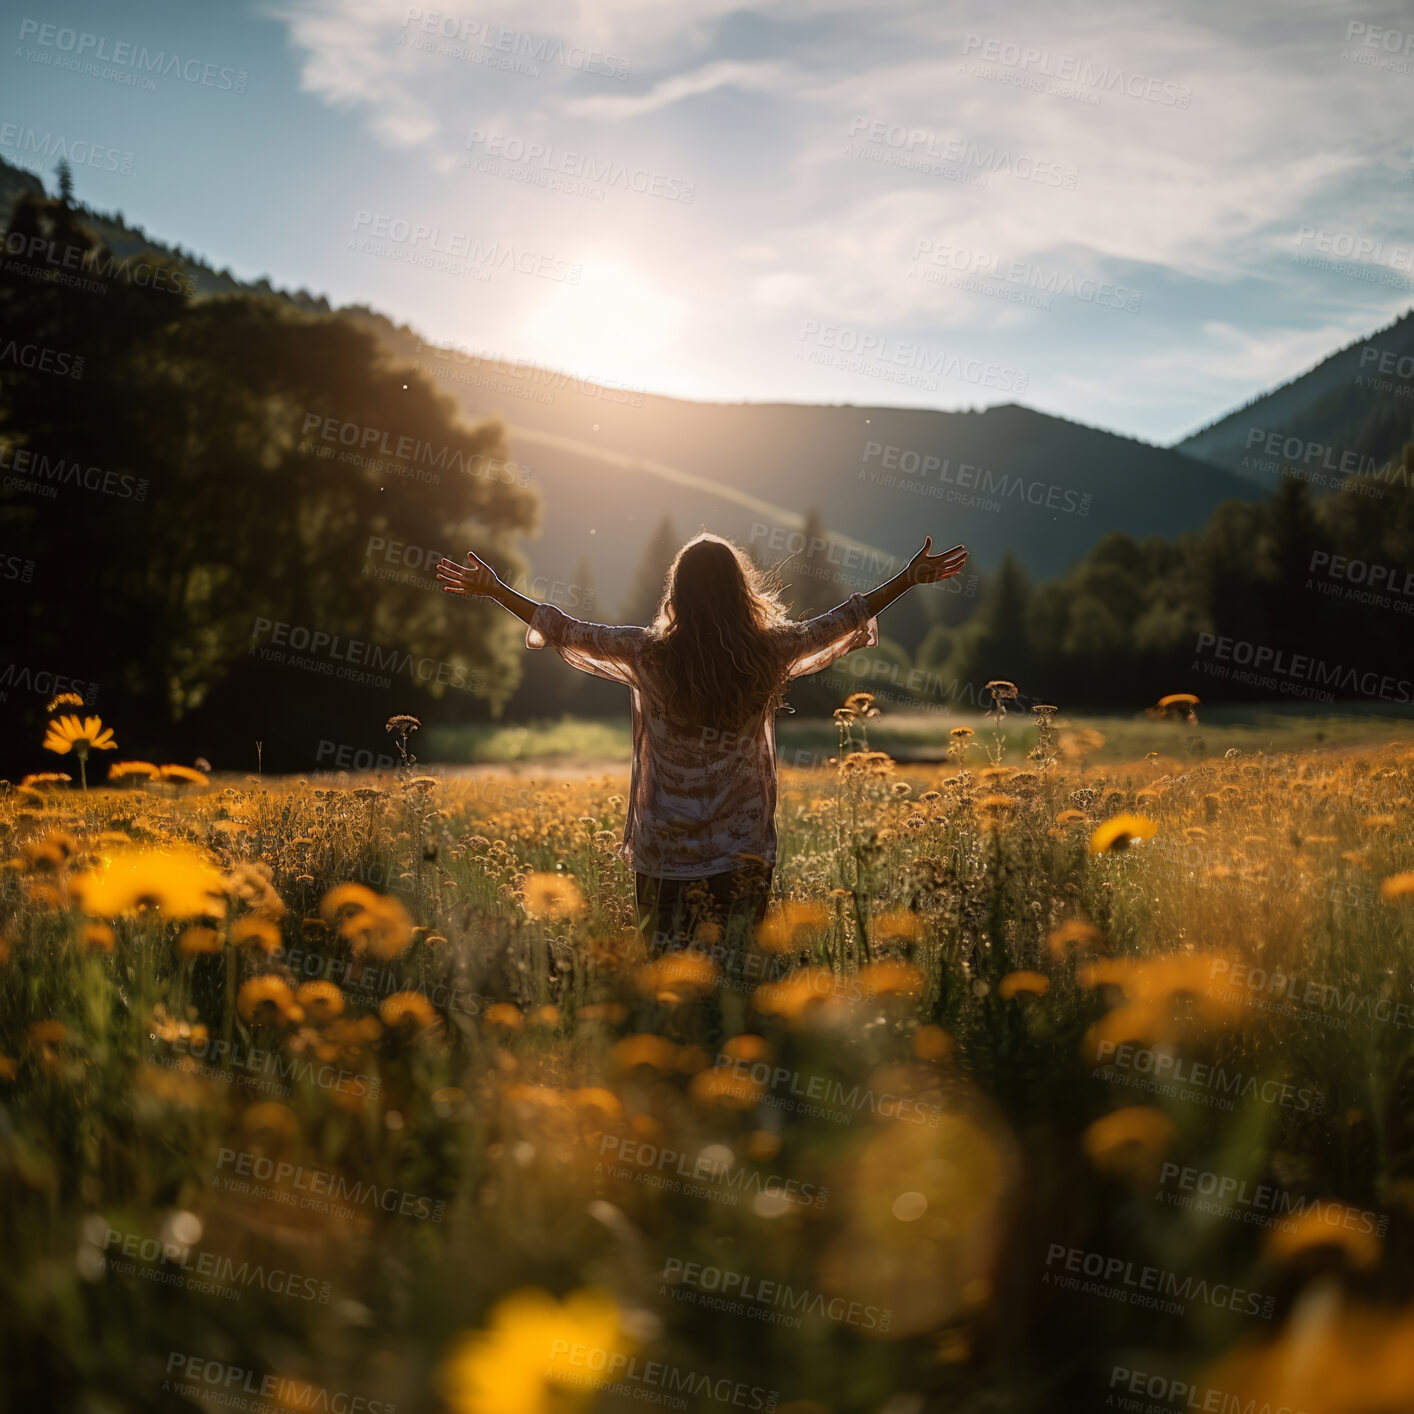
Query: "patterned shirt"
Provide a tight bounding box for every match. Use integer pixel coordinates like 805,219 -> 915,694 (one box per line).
526,594 -> 878,878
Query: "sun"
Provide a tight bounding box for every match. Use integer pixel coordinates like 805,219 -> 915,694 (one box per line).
523,258 -> 685,392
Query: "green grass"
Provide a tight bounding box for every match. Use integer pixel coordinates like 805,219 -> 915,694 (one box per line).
423,704 -> 1414,768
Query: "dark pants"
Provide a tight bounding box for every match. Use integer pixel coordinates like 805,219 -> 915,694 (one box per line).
635,864 -> 773,957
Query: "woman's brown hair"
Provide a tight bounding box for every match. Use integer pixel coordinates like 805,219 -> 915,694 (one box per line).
641,533 -> 789,732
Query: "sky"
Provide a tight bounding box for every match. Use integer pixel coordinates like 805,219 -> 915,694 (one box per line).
3,0 -> 1412,443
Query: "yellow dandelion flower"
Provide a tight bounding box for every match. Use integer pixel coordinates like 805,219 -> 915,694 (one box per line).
46,692 -> 86,712
43,715 -> 117,756
438,1287 -> 633,1414
950,726 -> 975,739
484,1002 -> 524,1032
159,764 -> 210,787
230,915 -> 281,955
70,846 -> 227,920
1266,1204 -> 1382,1272
108,760 -> 160,784
872,910 -> 926,944
636,951 -> 719,1002
1083,1107 -> 1175,1185
612,1033 -> 680,1072
1380,872 -> 1414,903
178,925 -> 223,957
856,959 -> 926,998
80,923 -> 114,954
689,1068 -> 763,1111
320,883 -> 413,960
295,980 -> 345,1024
521,872 -> 586,921
913,1024 -> 954,1062
756,900 -> 830,953
1047,919 -> 1105,959
237,976 -> 301,1026
1089,814 -> 1157,855
998,970 -> 1050,1000
720,1033 -> 773,1064
380,990 -> 440,1033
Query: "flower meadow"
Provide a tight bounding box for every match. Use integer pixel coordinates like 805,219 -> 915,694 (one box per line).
7,694 -> 1414,1414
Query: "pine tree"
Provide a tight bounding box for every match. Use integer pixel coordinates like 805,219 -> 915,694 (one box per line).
55,159 -> 74,206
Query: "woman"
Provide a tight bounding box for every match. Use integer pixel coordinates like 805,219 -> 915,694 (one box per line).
437,532 -> 967,955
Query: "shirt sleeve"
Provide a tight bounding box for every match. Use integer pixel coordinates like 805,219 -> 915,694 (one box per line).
772,593 -> 879,680
526,603 -> 646,687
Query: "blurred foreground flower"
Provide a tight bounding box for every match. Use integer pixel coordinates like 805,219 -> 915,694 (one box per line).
70,846 -> 227,920
439,1287 -> 633,1414
820,1090 -> 1015,1337
1078,951 -> 1246,1061
1082,1107 -> 1175,1185
321,883 -> 413,959
521,872 -> 587,921
1204,1281 -> 1414,1414
1089,814 -> 1157,854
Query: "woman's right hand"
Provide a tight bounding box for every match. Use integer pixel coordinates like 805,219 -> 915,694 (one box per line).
437,551 -> 499,597
905,537 -> 968,585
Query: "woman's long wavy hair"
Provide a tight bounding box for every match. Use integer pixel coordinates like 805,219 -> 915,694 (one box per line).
641,533 -> 790,733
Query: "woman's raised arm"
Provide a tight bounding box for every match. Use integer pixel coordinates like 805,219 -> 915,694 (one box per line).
437,551 -> 538,624
864,538 -> 968,617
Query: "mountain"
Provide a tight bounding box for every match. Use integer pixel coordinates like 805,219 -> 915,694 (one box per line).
0,154 -> 1262,616
353,310 -> 1261,614
1176,309 -> 1414,488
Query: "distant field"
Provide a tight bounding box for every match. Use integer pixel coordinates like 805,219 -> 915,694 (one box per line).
424,703 -> 1414,769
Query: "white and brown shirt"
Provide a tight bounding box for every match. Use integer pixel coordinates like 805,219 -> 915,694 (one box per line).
526,595 -> 878,879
